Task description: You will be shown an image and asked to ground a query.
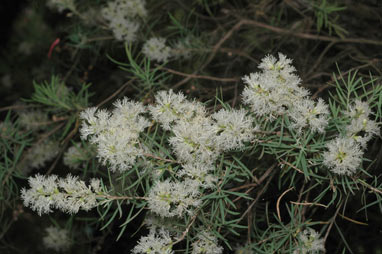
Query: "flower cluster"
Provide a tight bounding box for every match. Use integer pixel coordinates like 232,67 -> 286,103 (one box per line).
43,226 -> 72,252
323,100 -> 380,175
147,178 -> 202,217
323,137 -> 363,176
101,0 -> 147,42
191,230 -> 224,254
21,174 -> 102,215
142,35 -> 199,62
80,98 -> 150,172
134,89 -> 255,249
150,90 -> 255,165
293,228 -> 325,254
23,140 -> 60,173
345,99 -> 380,148
146,89 -> 255,219
242,53 -> 329,133
142,37 -> 172,63
18,109 -> 49,131
132,227 -> 174,254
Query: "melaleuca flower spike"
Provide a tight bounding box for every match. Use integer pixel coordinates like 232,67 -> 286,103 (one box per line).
21,174 -> 103,215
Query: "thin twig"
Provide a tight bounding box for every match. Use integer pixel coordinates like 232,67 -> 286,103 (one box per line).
99,194 -> 148,200
338,213 -> 368,226
323,201 -> 342,243
172,210 -> 199,245
0,104 -> 33,113
276,187 -> 294,221
238,169 -> 276,223
96,79 -> 134,108
173,20 -> 246,89
358,179 -> 382,195
160,66 -> 239,82
279,159 -> 303,174
240,19 -> 382,46
290,201 -> 328,209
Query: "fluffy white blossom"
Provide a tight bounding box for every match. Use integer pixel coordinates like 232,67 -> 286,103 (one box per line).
345,100 -> 380,148
169,117 -> 219,164
212,108 -> 255,150
80,98 -> 150,172
142,37 -> 172,62
43,226 -> 72,252
345,99 -> 371,119
293,228 -> 325,254
21,174 -> 102,215
18,109 -> 49,131
149,90 -> 206,131
242,53 -> 308,119
177,163 -> 217,189
346,117 -> 380,148
109,18 -> 140,42
101,0 -> 147,42
24,140 -> 60,171
148,179 -> 201,217
288,98 -> 329,133
133,227 -> 174,254
102,0 -> 147,21
323,137 -> 363,175
192,231 -> 224,254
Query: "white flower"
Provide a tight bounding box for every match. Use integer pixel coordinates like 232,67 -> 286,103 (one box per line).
177,162 -> 217,189
109,18 -> 140,42
241,53 -> 308,119
43,226 -> 72,252
24,140 -> 60,171
80,98 -> 150,172
345,99 -> 371,119
192,230 -> 224,254
18,109 -> 49,131
323,137 -> 363,176
293,228 -> 325,254
102,0 -> 147,21
169,117 -> 219,164
133,227 -> 173,254
21,174 -> 102,215
212,108 -> 255,150
142,37 -> 172,63
288,98 -> 329,133
346,117 -> 380,148
101,0 -> 147,42
148,179 -> 201,217
149,90 -> 206,131
344,100 -> 380,148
